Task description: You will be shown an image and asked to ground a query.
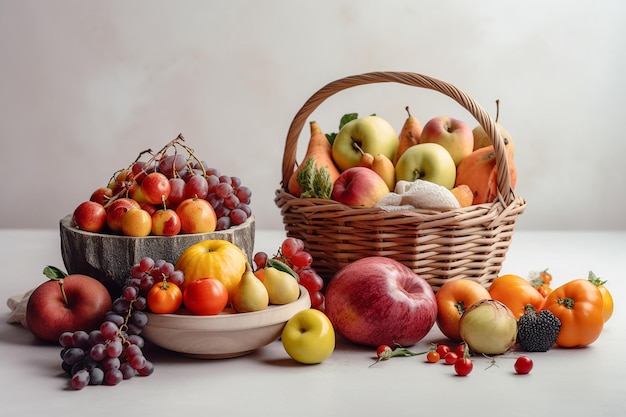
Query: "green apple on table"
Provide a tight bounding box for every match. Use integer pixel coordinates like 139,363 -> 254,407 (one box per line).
331,115 -> 399,172
394,143 -> 456,189
419,116 -> 473,166
281,308 -> 336,364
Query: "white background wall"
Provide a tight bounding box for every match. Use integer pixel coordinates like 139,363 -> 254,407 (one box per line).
1,0 -> 625,231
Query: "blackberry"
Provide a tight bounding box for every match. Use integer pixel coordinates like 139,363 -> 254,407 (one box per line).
517,306 -> 561,352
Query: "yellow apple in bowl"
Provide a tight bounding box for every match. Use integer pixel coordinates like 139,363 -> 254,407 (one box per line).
331,167 -> 390,208
332,116 -> 399,172
419,116 -> 473,166
394,143 -> 456,189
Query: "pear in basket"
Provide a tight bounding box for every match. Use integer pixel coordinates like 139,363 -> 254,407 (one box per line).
288,121 -> 341,197
394,106 -> 422,165
455,145 -> 517,205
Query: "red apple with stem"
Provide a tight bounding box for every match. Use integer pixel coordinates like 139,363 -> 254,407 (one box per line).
324,256 -> 437,347
25,266 -> 113,343
152,198 -> 182,236
89,187 -> 113,206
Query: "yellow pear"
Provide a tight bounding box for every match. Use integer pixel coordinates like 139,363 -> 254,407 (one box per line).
371,153 -> 396,191
472,99 -> 515,156
358,152 -> 375,168
262,266 -> 300,305
232,263 -> 269,313
394,106 -> 422,165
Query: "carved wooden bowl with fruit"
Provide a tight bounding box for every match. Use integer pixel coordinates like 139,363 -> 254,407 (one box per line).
142,286 -> 311,359
60,135 -> 255,295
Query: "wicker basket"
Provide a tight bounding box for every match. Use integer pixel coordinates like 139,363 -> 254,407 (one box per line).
274,71 -> 526,292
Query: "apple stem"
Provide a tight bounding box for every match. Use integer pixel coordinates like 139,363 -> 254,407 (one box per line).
42,265 -> 71,307
352,141 -> 365,155
495,99 -> 501,123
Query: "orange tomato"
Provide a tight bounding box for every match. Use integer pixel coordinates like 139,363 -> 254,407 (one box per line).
488,274 -> 545,319
542,279 -> 604,347
435,279 -> 491,341
587,271 -> 614,322
147,280 -> 183,314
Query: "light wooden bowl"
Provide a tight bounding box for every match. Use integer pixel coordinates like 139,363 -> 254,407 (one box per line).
142,286 -> 311,359
59,214 -> 255,296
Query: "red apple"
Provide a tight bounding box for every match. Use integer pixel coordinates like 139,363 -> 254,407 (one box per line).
89,187 -> 113,206
176,197 -> 217,233
419,116 -> 473,166
152,208 -> 182,236
72,201 -> 107,233
141,172 -> 171,205
25,267 -> 113,343
330,166 -> 389,208
324,256 -> 437,347
106,197 -> 140,233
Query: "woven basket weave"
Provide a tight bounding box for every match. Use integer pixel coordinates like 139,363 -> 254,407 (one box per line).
274,71 -> 526,292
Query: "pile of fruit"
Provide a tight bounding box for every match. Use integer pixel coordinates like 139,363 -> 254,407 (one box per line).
71,134 -> 253,236
287,103 -> 516,209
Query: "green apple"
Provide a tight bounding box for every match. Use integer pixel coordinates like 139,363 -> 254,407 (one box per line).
395,143 -> 456,189
419,116 -> 473,166
281,308 -> 335,364
332,115 -> 399,172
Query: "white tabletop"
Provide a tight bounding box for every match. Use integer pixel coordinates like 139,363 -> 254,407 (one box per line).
1,228 -> 624,416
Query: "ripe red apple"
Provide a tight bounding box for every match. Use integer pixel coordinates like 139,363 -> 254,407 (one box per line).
72,201 -> 107,233
25,267 -> 113,343
419,116 -> 473,166
89,187 -> 113,206
331,167 -> 390,208
324,256 -> 437,347
176,197 -> 217,233
141,172 -> 171,205
106,197 -> 140,233
152,208 -> 182,236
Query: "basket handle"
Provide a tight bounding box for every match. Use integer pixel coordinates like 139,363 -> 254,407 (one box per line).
281,71 -> 514,205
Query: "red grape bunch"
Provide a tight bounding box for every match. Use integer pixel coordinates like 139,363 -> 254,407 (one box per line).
58,256 -> 183,390
253,237 -> 325,310
59,283 -> 152,390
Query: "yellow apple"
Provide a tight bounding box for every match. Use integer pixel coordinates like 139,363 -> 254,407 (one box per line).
395,143 -> 457,189
419,116 -> 473,166
281,309 -> 335,364
331,115 -> 399,172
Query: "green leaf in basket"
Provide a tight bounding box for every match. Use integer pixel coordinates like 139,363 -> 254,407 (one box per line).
266,258 -> 299,281
325,112 -> 359,145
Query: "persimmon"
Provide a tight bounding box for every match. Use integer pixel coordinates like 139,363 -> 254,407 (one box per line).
488,274 -> 545,319
542,279 -> 604,347
435,279 -> 490,341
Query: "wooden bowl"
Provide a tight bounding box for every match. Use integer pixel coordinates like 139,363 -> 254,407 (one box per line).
142,286 -> 311,359
59,214 -> 255,295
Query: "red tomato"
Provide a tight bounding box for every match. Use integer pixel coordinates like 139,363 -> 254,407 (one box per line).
183,278 -> 228,315
514,356 -> 533,375
454,358 -> 473,376
147,281 -> 183,314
